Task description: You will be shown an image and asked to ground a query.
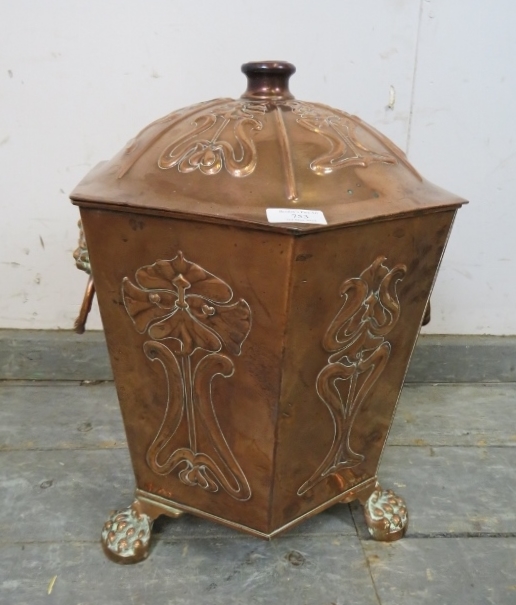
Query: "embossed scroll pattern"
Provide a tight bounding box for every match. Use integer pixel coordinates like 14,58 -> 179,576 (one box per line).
298,256 -> 407,496
122,252 -> 252,501
158,101 -> 267,177
286,101 -> 397,175
152,99 -> 402,181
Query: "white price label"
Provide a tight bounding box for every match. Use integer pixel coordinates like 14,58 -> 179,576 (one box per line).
266,208 -> 327,225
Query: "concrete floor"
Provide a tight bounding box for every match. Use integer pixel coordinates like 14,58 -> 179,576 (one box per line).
1,381 -> 515,604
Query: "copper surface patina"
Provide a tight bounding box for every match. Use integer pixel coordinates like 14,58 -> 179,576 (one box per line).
71,61 -> 465,563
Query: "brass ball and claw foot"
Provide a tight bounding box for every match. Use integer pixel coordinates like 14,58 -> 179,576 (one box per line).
101,502 -> 154,564
362,482 -> 408,542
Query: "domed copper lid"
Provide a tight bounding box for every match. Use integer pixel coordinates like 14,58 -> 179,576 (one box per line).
71,61 -> 464,232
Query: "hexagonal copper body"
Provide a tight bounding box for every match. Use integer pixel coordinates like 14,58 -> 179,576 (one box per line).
71,62 -> 465,563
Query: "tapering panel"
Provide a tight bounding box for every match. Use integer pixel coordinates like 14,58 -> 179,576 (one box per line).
271,211 -> 456,530
80,208 -> 293,533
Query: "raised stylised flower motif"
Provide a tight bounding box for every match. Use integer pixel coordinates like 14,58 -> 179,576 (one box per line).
122,251 -> 251,356
158,102 -> 266,178
323,256 -> 407,364
298,256 -> 407,496
287,101 -> 397,175
122,252 -> 252,500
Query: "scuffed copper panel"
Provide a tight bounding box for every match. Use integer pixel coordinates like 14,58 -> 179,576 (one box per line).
81,208 -> 292,534
271,210 -> 456,531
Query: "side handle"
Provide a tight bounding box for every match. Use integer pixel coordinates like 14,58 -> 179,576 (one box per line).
72,220 -> 96,334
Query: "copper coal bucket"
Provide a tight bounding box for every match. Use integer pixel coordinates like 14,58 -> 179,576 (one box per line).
70,62 -> 465,563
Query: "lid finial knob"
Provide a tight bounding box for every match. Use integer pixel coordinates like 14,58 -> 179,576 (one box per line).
241,61 -> 296,101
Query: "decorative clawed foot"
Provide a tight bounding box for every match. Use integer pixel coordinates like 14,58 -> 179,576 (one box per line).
363,483 -> 408,542
101,503 -> 154,564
